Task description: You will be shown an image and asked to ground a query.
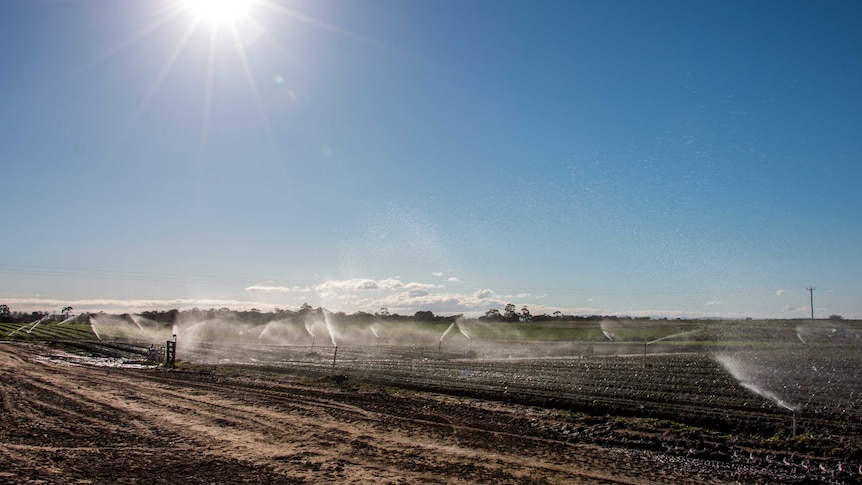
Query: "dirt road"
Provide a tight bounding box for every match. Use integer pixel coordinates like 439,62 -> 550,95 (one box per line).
0,342 -> 846,484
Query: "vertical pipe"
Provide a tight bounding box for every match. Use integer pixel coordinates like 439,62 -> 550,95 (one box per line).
331,345 -> 338,374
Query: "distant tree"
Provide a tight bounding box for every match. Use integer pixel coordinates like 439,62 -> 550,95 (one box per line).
484,308 -> 501,319
299,303 -> 313,314
520,306 -> 532,322
553,311 -> 562,319
829,314 -> 844,320
376,307 -> 390,317
141,309 -> 178,324
351,311 -> 374,322
503,303 -> 517,320
413,310 -> 434,321
0,304 -> 10,323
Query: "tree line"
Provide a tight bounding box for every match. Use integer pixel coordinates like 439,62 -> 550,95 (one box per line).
1,302 -> 678,326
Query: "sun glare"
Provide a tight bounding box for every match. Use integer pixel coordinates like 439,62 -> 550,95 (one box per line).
184,0 -> 252,25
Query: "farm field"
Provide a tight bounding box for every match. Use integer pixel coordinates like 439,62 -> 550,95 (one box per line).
2,317 -> 861,483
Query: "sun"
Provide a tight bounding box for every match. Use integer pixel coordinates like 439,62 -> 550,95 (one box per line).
183,0 -> 253,25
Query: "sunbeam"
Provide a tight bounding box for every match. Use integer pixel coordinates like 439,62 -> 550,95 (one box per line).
201,23 -> 218,151
228,21 -> 274,144
119,17 -> 202,145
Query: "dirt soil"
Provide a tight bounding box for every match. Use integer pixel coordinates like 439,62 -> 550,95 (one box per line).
0,342 -> 855,484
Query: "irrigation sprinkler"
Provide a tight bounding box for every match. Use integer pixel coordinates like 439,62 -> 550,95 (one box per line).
331,345 -> 338,374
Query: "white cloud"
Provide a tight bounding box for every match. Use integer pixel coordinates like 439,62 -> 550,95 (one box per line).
245,285 -> 294,293
243,278 -> 447,304
316,278 -> 382,291
776,289 -> 785,296
432,272 -> 443,277
359,290 -> 492,314
404,282 -> 440,290
312,278 -> 438,293
447,277 -> 460,282
705,300 -> 727,306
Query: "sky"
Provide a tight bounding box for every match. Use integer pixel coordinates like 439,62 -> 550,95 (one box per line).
1,0 -> 861,319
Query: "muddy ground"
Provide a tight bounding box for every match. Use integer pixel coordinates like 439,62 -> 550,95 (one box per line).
0,342 -> 857,484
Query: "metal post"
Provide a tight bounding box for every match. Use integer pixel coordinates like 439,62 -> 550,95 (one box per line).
331,345 -> 338,374
807,287 -> 815,319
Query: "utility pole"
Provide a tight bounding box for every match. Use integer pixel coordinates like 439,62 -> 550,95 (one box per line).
807,287 -> 815,319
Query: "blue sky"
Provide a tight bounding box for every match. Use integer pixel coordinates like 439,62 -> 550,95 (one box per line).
1,0 -> 860,319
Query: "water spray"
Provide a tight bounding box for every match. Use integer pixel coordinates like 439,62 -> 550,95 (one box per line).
323,311 -> 337,347
90,318 -> 102,340
130,315 -> 146,333
646,329 -> 702,346
599,319 -> 617,342
795,324 -> 809,345
457,322 -> 471,339
716,354 -> 799,435
644,329 -> 703,367
439,322 -> 457,356
440,322 -> 456,341
304,321 -> 316,350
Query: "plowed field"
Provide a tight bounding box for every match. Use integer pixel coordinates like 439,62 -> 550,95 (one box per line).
1,342 -> 858,484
